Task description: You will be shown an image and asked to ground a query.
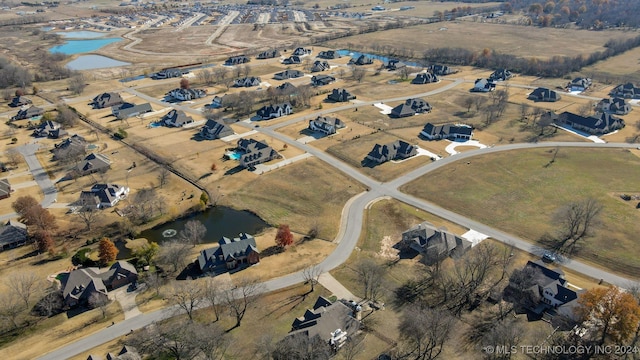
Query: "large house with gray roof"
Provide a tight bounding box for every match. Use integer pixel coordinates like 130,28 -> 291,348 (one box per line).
411,72 -> 438,84
311,75 -> 335,87
62,261 -> 138,307
197,233 -> 260,273
161,109 -> 195,127
52,134 -> 87,161
257,103 -> 293,120
366,140 -> 417,164
257,49 -> 280,59
317,50 -> 341,59
402,221 -> 471,264
528,87 -> 561,102
112,103 -> 152,120
78,184 -> 129,209
390,98 -> 431,118
610,82 -> 640,99
236,138 -> 279,168
0,220 -> 28,251
310,60 -> 330,73
90,92 -> 123,109
74,153 -> 111,177
225,55 -> 249,65
199,119 -> 234,140
489,69 -> 513,82
349,54 -> 373,66
233,77 -> 261,88
11,105 -> 44,121
556,111 -> 624,134
10,96 -> 32,107
0,178 -> 11,200
596,97 -> 631,115
569,77 -> 592,92
308,116 -> 345,135
33,120 -> 67,139
420,123 -> 473,140
167,88 -> 207,101
273,69 -> 304,80
472,78 -> 496,92
327,89 -> 356,102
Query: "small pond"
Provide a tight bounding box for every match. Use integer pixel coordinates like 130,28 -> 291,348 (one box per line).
336,49 -> 422,68
66,55 -> 131,70
50,38 -> 122,55
56,30 -> 108,39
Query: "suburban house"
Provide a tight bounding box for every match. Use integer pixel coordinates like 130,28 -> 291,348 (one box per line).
273,69 -> 304,80
282,55 -> 302,65
569,77 -> 592,92
0,220 -> 28,251
509,261 -> 580,319
62,261 -> 138,308
489,69 -> 513,81
152,68 -> 188,79
33,120 -> 67,138
208,95 -> 226,108
428,64 -> 456,75
10,96 -> 32,107
199,119 -> 234,140
256,102 -> 293,120
349,54 -> 373,65
197,233 -> 260,273
317,50 -> 341,59
411,72 -> 439,84
236,138 -> 279,168
78,183 -> 129,209
276,82 -> 297,93
386,59 -> 406,71
167,88 -> 207,101
308,116 -> 345,135
310,60 -> 330,72
528,87 -> 561,102
390,98 -> 432,118
327,88 -> 356,102
556,111 -> 625,134
233,77 -> 261,88
90,92 -> 123,109
112,103 -> 152,120
596,97 -> 631,115
286,296 -> 361,351
11,105 -> 44,121
366,140 -> 417,164
610,82 -> 640,99
52,134 -> 87,160
161,109 -> 195,127
225,55 -> 250,65
256,49 -> 280,59
311,75 -> 336,87
401,221 -> 471,264
472,78 -> 496,92
74,153 -> 111,177
292,47 -> 312,56
87,345 -> 141,360
0,178 -> 11,200
420,123 -> 473,140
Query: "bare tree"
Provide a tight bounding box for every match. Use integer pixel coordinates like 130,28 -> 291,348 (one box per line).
351,66 -> 366,83
463,97 -> 475,113
520,102 -> 530,122
157,167 -> 170,189
554,198 -> 602,252
128,321 -> 200,360
198,69 -> 214,86
68,74 -> 86,95
474,96 -> 487,112
0,290 -> 25,329
7,272 -> 40,307
144,271 -> 165,297
203,277 -> 231,322
55,104 -> 78,127
88,292 -> 110,318
355,258 -> 386,301
178,220 -> 207,247
74,198 -> 100,232
578,101 -> 595,116
223,277 -> 264,329
170,281 -> 203,321
213,67 -> 229,85
186,322 -> 230,360
32,286 -> 63,317
398,305 -> 456,360
271,333 -> 331,360
5,148 -> 23,169
339,333 -> 366,360
159,241 -> 190,273
398,65 -> 411,80
302,265 -> 323,293
241,64 -> 251,77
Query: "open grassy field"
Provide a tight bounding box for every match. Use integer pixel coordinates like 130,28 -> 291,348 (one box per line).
325,22 -> 639,61
223,157 -> 366,240
401,148 -> 640,278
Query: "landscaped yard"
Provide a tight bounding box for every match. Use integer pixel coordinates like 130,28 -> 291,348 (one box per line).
401,148 -> 640,278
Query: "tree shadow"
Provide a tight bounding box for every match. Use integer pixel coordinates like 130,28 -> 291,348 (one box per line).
176,263 -> 201,280
261,245 -> 284,258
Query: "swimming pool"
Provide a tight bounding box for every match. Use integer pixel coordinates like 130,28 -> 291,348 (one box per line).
225,150 -> 242,160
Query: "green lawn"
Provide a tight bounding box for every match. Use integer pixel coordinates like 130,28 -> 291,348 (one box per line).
401,148 -> 640,277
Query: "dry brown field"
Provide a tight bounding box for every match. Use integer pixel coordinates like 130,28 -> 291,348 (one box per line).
582,46 -> 640,82
326,22 -> 638,61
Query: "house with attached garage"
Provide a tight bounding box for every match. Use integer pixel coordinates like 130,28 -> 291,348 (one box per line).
349,54 -> 373,66
78,183 -> 129,209
292,47 -> 312,56
197,233 -> 260,273
276,82 -> 297,93
74,153 -> 111,177
489,69 -> 512,81
428,64 -> 456,75
33,120 -> 67,138
225,55 -> 250,65
233,77 -> 261,88
556,111 -> 625,134
596,97 -> 631,115
401,221 -> 471,264
256,49 -> 280,59
317,50 -> 341,59
62,261 -> 138,308
161,109 -> 195,127
366,140 -> 417,164
52,134 -> 87,160
199,119 -> 234,139
237,138 -> 280,168
282,55 -> 302,65
610,82 -> 640,99
167,88 -> 207,101
0,220 -> 28,251
472,78 -> 496,92
273,69 -> 304,80
0,178 -> 11,200
390,98 -> 431,118
90,92 -> 123,109
208,95 -> 226,108
310,60 -> 330,73
308,116 -> 345,135
152,68 -> 188,79
528,87 -> 561,102
112,103 -> 152,120
11,105 -> 43,121
420,123 -> 473,140
285,296 -> 361,351
311,75 -> 335,87
386,59 -> 406,71
569,77 -> 592,92
411,72 -> 438,84
256,102 -> 293,120
327,88 -> 356,102
10,95 -> 32,107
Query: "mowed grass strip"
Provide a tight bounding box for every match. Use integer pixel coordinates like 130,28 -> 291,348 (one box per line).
224,157 -> 366,241
400,148 -> 640,277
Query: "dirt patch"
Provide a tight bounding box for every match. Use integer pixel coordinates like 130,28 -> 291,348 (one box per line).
377,235 -> 400,261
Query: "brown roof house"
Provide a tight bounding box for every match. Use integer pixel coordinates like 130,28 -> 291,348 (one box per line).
63,261 -> 138,308
286,296 -> 361,351
366,140 -> 417,165
0,220 -> 28,251
401,221 -> 471,264
0,178 -> 12,200
197,233 -> 260,273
